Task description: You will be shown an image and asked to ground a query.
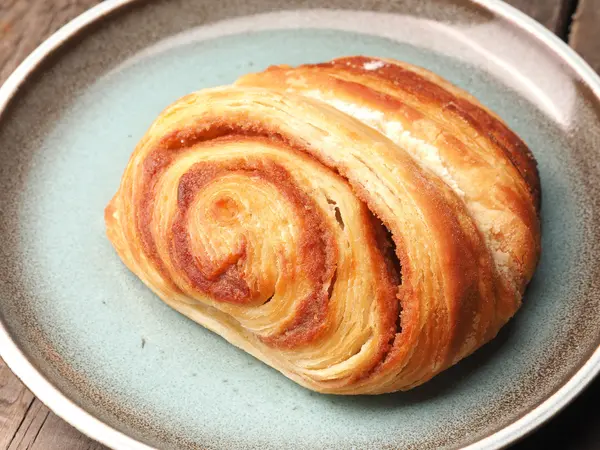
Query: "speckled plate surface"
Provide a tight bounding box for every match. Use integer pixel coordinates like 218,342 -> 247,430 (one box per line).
1,0 -> 600,449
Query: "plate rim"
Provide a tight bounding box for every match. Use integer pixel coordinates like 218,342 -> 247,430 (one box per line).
0,0 -> 599,449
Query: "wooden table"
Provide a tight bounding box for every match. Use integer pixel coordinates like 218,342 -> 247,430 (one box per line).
1,0 -> 599,448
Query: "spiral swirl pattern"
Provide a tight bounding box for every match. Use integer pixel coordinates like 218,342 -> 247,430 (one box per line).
105,57 -> 540,394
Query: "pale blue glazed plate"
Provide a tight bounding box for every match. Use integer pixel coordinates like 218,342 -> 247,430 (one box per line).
1,0 -> 600,449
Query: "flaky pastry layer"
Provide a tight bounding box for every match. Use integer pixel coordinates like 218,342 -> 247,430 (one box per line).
105,56 -> 541,394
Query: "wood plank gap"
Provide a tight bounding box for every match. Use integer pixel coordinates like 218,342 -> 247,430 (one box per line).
5,397 -> 37,449
557,0 -> 580,41
27,409 -> 51,449
7,399 -> 51,450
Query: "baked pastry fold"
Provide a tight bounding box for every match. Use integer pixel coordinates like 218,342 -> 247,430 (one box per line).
105,56 -> 541,394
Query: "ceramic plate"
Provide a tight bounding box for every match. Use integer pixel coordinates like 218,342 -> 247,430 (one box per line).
1,0 -> 600,448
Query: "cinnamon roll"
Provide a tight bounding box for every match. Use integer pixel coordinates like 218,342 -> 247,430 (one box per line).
105,56 -> 541,394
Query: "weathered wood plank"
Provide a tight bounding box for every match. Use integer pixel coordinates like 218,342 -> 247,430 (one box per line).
29,411 -> 105,450
7,399 -> 50,450
0,361 -> 105,450
0,360 -> 35,448
0,0 -> 100,84
569,0 -> 600,74
503,0 -> 573,35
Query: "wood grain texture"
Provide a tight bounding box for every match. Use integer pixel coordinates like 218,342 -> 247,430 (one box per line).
0,361 -> 104,450
0,360 -> 35,448
0,0 -> 599,448
28,412 -> 106,450
7,399 -> 50,450
570,0 -> 600,74
0,0 -> 101,83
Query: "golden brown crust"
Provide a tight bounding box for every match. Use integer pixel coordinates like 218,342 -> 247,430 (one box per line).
105,56 -> 541,394
237,55 -> 541,301
314,56 -> 540,210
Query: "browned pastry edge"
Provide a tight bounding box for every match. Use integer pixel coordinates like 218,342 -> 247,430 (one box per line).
315,56 -> 541,213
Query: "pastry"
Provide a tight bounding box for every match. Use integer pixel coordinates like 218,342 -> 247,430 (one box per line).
105,56 -> 541,394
